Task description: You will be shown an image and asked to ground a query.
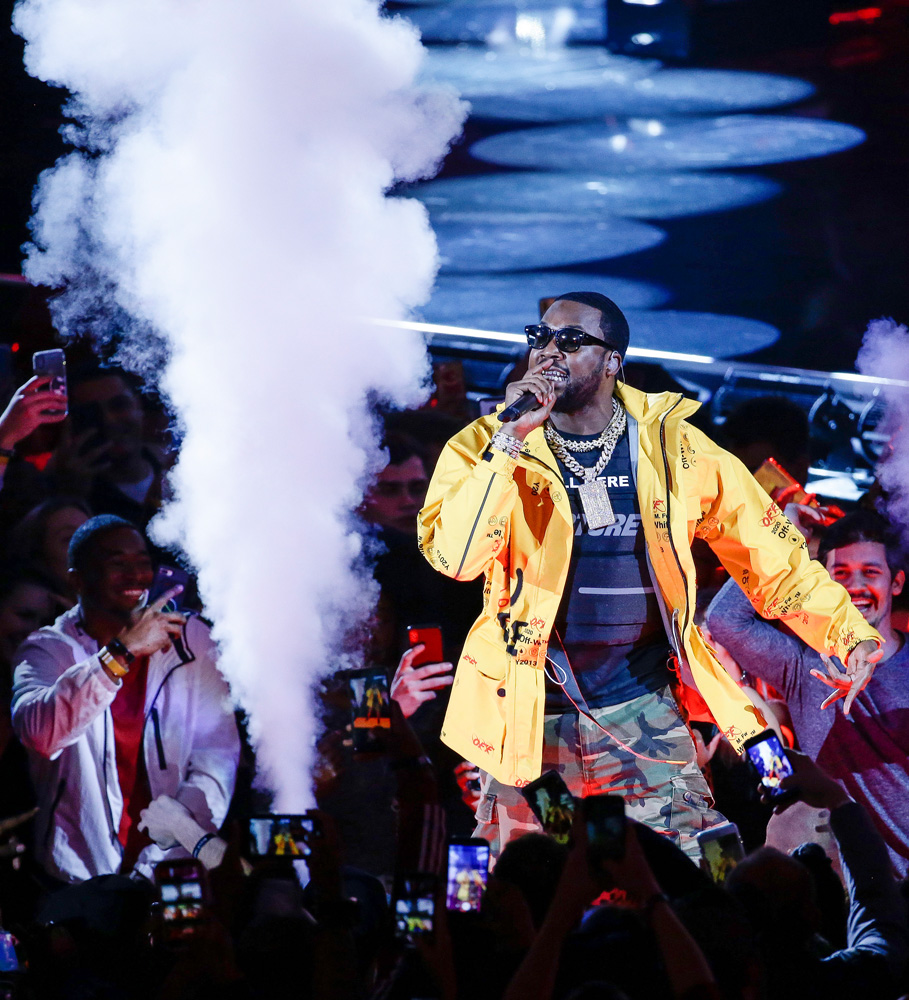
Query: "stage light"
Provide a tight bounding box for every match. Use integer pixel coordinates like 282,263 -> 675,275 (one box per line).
515,13 -> 547,45
607,0 -> 689,58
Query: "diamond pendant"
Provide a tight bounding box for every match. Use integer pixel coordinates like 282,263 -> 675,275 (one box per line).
577,479 -> 616,530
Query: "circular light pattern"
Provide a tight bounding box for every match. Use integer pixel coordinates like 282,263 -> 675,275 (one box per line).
422,272 -> 671,328
622,310 -> 779,358
467,68 -> 815,120
408,171 -> 781,220
471,116 -> 866,172
400,1 -> 606,43
434,216 -> 666,272
418,45 -> 658,96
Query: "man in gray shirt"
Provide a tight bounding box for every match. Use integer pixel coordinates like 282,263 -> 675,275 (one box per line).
706,508 -> 909,875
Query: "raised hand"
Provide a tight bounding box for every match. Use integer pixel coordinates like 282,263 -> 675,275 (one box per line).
119,586 -> 187,658
390,644 -> 454,719
810,640 -> 883,714
0,375 -> 68,451
46,422 -> 112,496
499,359 -> 558,440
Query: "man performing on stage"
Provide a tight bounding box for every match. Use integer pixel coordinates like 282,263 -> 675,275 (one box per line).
417,292 -> 882,857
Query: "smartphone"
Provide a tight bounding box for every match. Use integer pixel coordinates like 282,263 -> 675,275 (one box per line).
148,564 -> 191,612
743,730 -> 795,799
32,348 -> 67,430
33,349 -> 67,395
248,813 -> 319,858
0,930 -> 19,973
520,770 -> 576,846
446,837 -> 489,913
393,873 -> 437,944
347,667 -> 392,752
583,794 -> 626,864
406,624 -> 443,667
696,822 -> 745,885
154,859 -> 208,942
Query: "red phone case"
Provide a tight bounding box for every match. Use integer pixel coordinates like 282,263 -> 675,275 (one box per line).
407,625 -> 443,666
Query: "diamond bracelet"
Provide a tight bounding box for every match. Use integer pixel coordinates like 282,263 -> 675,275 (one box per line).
490,430 -> 524,459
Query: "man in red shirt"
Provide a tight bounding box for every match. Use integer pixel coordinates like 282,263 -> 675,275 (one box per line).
13,515 -> 239,882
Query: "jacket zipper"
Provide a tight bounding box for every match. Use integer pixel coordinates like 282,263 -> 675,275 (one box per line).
457,475 -> 497,578
90,621 -> 196,853
44,777 -> 67,847
102,714 -> 119,847
142,660 -> 191,771
150,707 -> 167,770
659,397 -> 691,643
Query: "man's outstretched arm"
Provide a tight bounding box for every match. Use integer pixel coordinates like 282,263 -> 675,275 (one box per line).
705,576 -> 807,697
687,424 -> 881,711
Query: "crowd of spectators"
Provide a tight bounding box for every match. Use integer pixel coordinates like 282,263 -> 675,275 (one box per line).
0,352 -> 908,1000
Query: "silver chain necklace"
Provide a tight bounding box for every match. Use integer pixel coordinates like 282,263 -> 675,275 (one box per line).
544,398 -> 627,529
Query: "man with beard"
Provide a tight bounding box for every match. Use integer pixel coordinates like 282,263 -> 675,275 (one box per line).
707,508 -> 909,875
418,292 -> 881,858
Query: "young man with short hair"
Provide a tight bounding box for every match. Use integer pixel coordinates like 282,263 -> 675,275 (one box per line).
706,508 -> 909,874
12,514 -> 239,883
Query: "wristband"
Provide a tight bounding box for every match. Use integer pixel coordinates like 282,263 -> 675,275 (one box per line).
192,832 -> 217,859
107,637 -> 136,665
99,646 -> 130,678
490,430 -> 523,459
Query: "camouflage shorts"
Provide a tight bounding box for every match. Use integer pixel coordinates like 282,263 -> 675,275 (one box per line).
474,685 -> 723,861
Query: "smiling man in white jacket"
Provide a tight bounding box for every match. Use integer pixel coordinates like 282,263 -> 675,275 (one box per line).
12,515 -> 239,884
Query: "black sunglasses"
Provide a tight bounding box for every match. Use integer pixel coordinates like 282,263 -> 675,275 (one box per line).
525,324 -> 613,353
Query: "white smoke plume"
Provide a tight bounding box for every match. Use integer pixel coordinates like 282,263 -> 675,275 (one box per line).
856,317 -> 909,552
15,0 -> 466,809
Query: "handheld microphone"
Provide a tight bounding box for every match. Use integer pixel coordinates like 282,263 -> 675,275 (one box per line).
497,392 -> 541,423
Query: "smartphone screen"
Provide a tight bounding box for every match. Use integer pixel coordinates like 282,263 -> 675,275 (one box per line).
148,564 -> 191,612
33,349 -> 67,396
347,668 -> 392,752
0,931 -> 19,973
394,874 -> 437,944
696,822 -> 744,884
584,794 -> 626,863
446,838 -> 489,912
155,860 -> 207,941
406,624 -> 443,667
248,814 -> 316,858
744,731 -> 794,798
520,770 -> 576,846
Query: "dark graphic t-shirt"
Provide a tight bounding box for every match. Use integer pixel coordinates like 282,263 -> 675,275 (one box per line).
546,428 -> 670,710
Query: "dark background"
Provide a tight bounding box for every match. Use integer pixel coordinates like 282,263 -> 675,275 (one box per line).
0,0 -> 907,373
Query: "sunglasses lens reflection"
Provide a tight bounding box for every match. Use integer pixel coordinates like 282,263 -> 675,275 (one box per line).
525,325 -> 586,353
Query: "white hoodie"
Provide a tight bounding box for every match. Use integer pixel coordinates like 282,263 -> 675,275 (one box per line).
12,607 -> 240,883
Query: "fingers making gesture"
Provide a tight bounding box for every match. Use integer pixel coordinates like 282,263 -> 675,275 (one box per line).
118,586 -> 187,658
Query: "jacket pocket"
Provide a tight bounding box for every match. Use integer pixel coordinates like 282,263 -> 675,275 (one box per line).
464,625 -> 509,682
475,792 -> 497,825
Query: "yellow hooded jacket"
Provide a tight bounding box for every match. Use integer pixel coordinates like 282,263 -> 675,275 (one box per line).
417,382 -> 881,787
